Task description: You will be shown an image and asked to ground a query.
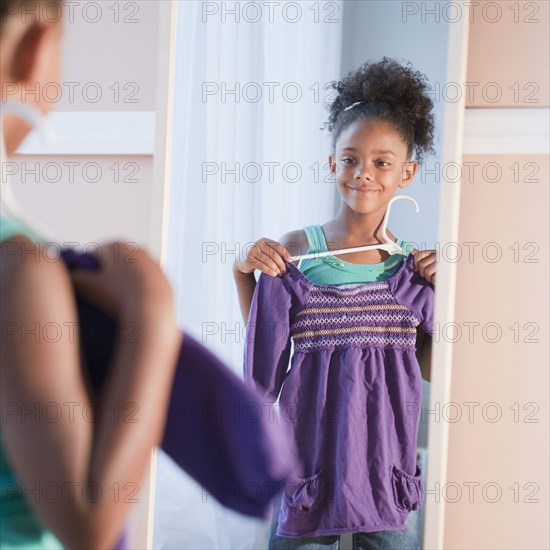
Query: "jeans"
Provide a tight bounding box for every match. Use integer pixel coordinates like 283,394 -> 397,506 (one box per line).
268,497 -> 421,550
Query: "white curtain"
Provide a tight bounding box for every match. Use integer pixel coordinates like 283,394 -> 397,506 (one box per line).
154,1 -> 343,547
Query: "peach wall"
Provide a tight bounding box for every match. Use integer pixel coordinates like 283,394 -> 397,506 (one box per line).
60,1 -> 159,111
439,2 -> 549,546
466,1 -> 549,107
443,154 -> 549,549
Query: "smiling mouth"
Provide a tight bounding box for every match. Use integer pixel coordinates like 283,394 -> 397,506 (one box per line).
346,185 -> 379,194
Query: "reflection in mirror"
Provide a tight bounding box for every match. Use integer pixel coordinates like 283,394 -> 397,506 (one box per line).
155,1 -> 449,548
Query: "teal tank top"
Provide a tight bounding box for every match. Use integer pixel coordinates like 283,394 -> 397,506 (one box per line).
0,215 -> 63,549
0,215 -> 44,244
299,225 -> 415,285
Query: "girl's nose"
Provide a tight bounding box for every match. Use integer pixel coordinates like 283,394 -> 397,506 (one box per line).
354,164 -> 372,181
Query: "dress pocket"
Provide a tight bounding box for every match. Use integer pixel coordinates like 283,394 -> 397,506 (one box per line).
391,463 -> 423,512
283,470 -> 322,513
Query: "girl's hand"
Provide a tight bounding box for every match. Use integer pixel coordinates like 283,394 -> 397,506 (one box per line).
234,238 -> 293,278
411,249 -> 437,285
69,241 -> 176,320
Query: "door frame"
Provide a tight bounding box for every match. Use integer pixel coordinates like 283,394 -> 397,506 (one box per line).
422,12 -> 470,550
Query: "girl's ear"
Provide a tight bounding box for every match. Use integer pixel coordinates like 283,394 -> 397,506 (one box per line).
10,20 -> 61,100
11,24 -> 47,82
328,154 -> 337,174
400,161 -> 419,188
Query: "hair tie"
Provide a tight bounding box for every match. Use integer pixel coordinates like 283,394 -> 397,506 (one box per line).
343,101 -> 365,112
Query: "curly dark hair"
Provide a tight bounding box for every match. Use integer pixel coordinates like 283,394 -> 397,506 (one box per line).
325,57 -> 435,164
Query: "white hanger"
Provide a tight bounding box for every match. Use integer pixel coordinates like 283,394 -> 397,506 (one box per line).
290,195 -> 419,262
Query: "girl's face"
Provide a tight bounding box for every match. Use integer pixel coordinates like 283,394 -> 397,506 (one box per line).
329,119 -> 418,216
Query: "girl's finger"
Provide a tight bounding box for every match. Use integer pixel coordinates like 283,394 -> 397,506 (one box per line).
417,259 -> 437,284
246,243 -> 266,266
257,251 -> 283,276
68,270 -> 116,314
417,257 -> 432,279
263,240 -> 292,261
264,244 -> 288,273
423,263 -> 437,285
414,251 -> 436,276
242,246 -> 276,275
248,250 -> 280,277
412,249 -> 431,270
271,242 -> 293,262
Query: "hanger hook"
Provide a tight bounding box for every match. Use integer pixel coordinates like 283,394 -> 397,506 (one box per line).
380,195 -> 420,243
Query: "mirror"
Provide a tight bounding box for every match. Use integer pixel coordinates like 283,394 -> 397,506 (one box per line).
153,1 -> 461,548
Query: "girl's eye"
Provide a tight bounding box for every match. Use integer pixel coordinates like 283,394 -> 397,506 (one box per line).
340,158 -> 355,165
375,160 -> 391,167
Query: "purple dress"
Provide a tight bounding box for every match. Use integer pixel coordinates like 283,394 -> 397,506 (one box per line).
244,253 -> 434,538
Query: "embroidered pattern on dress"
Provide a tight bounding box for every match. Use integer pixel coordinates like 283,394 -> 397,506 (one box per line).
292,311 -> 418,332
291,281 -> 419,352
296,304 -> 410,316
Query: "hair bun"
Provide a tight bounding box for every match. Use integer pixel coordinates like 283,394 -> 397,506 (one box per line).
325,57 -> 435,163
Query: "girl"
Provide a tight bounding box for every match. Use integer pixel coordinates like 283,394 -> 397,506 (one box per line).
233,58 -> 437,549
1,1 -> 292,548
0,2 -> 180,542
